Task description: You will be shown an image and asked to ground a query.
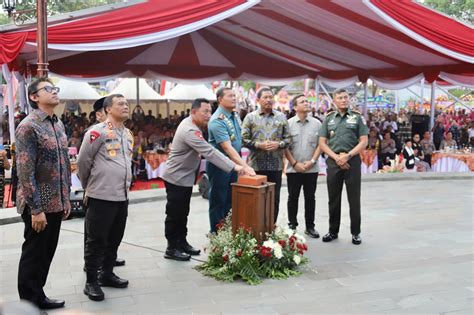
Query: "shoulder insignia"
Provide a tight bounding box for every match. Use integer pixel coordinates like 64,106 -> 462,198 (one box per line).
218,114 -> 225,120
351,109 -> 362,115
325,110 -> 335,116
194,131 -> 204,140
90,130 -> 100,143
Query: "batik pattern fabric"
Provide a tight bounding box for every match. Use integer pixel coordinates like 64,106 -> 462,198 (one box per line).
15,109 -> 71,215
241,109 -> 290,171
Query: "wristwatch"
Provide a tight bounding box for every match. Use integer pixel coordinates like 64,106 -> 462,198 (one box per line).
348,153 -> 353,159
279,141 -> 285,148
310,159 -> 316,164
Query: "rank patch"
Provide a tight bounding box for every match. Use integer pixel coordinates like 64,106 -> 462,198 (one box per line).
194,131 -> 204,140
90,131 -> 100,143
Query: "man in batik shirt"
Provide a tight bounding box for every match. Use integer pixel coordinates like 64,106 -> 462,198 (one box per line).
241,87 -> 290,223
16,78 -> 71,310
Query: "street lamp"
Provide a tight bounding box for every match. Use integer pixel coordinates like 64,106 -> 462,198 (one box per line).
3,0 -> 16,17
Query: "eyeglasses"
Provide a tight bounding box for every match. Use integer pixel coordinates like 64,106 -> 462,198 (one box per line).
33,86 -> 60,94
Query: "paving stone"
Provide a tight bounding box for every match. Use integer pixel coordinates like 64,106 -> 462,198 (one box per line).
0,177 -> 472,314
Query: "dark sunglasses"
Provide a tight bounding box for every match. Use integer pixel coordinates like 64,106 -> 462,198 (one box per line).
33,86 -> 60,94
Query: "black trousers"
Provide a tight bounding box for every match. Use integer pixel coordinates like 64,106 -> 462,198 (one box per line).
256,170 -> 282,223
18,208 -> 63,305
164,181 -> 193,248
287,172 -> 318,229
84,198 -> 128,282
326,155 -> 362,235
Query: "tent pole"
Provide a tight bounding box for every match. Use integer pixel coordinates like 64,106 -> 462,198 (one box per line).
2,65 -> 16,144
319,83 -> 336,109
166,100 -> 170,120
429,81 -> 436,130
395,90 -> 399,113
315,77 -> 320,111
363,81 -> 368,118
136,77 -> 140,107
419,78 -> 425,114
436,85 -> 472,112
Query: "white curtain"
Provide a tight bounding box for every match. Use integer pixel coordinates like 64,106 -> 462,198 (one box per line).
2,64 -> 16,144
438,72 -> 474,89
49,71 -> 134,82
370,74 -> 424,90
13,71 -> 28,112
318,75 -> 358,88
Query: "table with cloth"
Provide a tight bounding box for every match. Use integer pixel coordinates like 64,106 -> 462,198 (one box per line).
144,151 -> 169,179
431,152 -> 474,173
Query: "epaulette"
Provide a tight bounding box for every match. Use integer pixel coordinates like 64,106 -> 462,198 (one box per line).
325,109 -> 335,116
218,113 -> 225,120
351,109 -> 362,115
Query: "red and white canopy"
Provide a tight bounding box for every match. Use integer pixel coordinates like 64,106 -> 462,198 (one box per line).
1,0 -> 473,83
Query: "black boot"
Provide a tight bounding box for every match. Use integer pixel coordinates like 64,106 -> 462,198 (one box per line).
179,239 -> 201,256
98,272 -> 129,288
84,282 -> 104,301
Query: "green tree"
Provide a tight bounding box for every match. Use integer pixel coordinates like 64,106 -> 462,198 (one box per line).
1,0 -> 125,25
417,0 -> 474,24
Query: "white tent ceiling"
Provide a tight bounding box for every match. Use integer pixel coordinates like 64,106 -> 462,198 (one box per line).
55,79 -> 101,100
110,78 -> 165,100
166,84 -> 216,101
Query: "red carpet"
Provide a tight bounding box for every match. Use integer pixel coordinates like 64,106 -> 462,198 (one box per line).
130,179 -> 165,191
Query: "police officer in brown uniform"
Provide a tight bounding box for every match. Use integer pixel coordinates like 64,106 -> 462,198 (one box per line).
78,94 -> 132,301
162,98 -> 246,261
319,89 -> 368,245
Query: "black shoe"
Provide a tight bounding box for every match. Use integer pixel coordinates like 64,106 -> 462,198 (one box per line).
322,233 -> 338,242
288,224 -> 297,231
180,241 -> 201,256
84,282 -> 104,301
164,248 -> 191,261
37,297 -> 65,310
304,228 -> 320,238
114,258 -> 126,267
98,272 -> 129,288
352,234 -> 362,245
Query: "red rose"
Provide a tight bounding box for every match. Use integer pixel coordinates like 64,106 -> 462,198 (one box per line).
236,250 -> 242,257
223,254 -> 229,262
278,240 -> 286,248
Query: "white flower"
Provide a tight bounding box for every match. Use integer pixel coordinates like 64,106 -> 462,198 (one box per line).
284,228 -> 294,237
263,240 -> 276,249
295,233 -> 307,244
274,246 -> 283,259
293,255 -> 301,265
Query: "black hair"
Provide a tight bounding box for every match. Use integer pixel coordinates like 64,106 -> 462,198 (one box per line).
257,87 -> 272,99
103,94 -> 125,113
192,98 -> 210,110
333,88 -> 349,97
216,87 -> 232,101
28,77 -> 54,109
292,94 -> 306,106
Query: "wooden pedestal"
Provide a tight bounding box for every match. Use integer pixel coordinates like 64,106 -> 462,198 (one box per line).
231,182 -> 275,242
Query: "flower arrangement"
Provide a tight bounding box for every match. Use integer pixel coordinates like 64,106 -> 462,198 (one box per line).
196,215 -> 309,285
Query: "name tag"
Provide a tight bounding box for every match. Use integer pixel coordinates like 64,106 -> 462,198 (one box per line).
328,119 -> 336,125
